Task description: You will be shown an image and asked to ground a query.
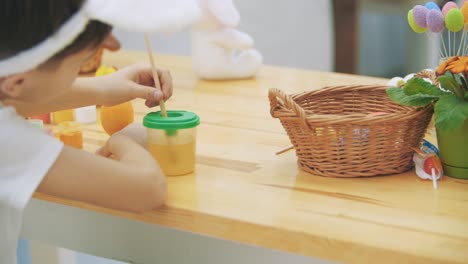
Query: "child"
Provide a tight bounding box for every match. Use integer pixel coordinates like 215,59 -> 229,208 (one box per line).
0,0 -> 200,263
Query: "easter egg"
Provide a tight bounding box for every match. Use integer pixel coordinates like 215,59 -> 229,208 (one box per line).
100,102 -> 135,135
414,5 -> 429,27
462,2 -> 468,23
387,77 -> 405,87
425,2 -> 441,11
442,1 -> 458,16
408,9 -> 427,33
404,73 -> 416,82
445,9 -> 465,32
427,9 -> 445,33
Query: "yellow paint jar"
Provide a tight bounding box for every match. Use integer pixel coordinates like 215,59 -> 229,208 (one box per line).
52,109 -> 74,125
143,111 -> 200,176
58,121 -> 83,149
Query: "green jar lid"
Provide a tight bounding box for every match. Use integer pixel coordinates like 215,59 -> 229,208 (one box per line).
143,110 -> 200,130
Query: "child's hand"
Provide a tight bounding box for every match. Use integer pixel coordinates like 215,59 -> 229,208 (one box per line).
113,123 -> 147,148
96,123 -> 148,157
95,63 -> 173,108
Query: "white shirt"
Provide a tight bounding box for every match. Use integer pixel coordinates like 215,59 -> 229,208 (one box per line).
0,104 -> 63,264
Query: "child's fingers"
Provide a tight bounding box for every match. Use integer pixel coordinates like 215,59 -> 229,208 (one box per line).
126,65 -> 172,107
114,123 -> 147,147
95,146 -> 112,158
131,82 -> 163,105
157,69 -> 173,100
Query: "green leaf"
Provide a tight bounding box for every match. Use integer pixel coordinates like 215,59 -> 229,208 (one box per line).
403,78 -> 444,96
460,76 -> 468,92
444,71 -> 452,78
434,94 -> 468,131
387,87 -> 437,107
438,76 -> 464,98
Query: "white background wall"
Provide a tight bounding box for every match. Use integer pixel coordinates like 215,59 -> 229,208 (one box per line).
113,0 -> 334,71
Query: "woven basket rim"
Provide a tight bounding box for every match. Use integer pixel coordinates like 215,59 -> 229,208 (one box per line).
269,85 -> 433,126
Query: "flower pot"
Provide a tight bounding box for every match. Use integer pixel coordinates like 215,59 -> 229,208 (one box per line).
437,120 -> 468,179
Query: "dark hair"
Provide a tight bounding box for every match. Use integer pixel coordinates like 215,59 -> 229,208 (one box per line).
0,0 -> 112,65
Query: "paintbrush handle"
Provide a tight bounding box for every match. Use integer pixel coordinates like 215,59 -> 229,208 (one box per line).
144,34 -> 167,117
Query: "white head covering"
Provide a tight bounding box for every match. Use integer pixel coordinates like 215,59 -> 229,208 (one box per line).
0,0 -> 200,76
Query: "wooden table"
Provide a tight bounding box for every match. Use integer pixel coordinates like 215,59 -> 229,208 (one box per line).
21,50 -> 468,264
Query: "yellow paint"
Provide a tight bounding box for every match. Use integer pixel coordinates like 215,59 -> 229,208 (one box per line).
95,64 -> 117,76
148,142 -> 196,176
58,121 -> 83,149
52,109 -> 74,125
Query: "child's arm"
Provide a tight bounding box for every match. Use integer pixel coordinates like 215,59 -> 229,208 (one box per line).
11,64 -> 172,117
37,127 -> 166,213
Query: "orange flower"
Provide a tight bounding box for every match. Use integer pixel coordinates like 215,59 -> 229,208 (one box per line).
436,56 -> 468,75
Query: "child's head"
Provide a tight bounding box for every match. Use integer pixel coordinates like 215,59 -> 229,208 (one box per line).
0,0 -> 112,104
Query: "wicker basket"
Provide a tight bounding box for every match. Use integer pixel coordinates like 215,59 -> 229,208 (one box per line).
269,85 -> 434,177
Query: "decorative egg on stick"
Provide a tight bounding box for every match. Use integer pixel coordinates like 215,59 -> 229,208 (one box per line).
408,2 -> 468,59
414,5 -> 429,28
462,2 -> 468,55
427,9 -> 448,57
445,8 -> 465,56
462,1 -> 468,22
442,1 -> 458,56
427,10 -> 445,33
442,1 -> 458,16
408,9 -> 427,33
425,2 -> 441,11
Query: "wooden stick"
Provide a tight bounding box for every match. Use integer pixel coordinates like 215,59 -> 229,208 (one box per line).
144,33 -> 167,117
276,145 -> 294,155
431,168 -> 438,190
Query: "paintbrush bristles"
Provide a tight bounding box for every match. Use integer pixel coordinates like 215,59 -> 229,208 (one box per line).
144,34 -> 167,117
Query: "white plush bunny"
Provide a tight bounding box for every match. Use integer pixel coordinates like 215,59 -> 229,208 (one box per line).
191,0 -> 263,80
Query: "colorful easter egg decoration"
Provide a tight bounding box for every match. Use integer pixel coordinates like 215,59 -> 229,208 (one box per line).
427,9 -> 445,33
446,9 -> 465,32
408,9 -> 427,33
461,2 -> 468,23
442,1 -> 458,16
425,2 -> 441,11
387,77 -> 406,87
414,5 -> 429,27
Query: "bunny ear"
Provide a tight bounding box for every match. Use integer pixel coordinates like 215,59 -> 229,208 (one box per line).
206,0 -> 240,27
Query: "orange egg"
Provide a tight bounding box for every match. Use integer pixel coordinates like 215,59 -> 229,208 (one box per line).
100,101 -> 134,135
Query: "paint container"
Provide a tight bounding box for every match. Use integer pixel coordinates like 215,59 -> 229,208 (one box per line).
75,105 -> 97,124
52,109 -> 74,125
30,113 -> 51,124
143,111 -> 200,176
58,121 -> 83,149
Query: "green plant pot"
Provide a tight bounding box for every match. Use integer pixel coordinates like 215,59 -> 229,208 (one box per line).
437,120 -> 468,179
